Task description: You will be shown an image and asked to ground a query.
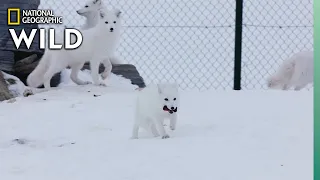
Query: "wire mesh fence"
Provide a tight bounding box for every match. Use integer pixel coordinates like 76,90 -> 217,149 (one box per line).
38,0 -> 313,90
241,0 -> 313,90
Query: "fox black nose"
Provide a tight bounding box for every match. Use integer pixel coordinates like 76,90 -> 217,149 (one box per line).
110,28 -> 114,31
171,107 -> 175,110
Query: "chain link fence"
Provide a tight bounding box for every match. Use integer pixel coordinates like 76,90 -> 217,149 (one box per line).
241,0 -> 313,90
39,0 -> 313,90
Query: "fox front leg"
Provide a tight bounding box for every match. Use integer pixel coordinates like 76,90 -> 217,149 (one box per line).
170,113 -> 177,130
90,58 -> 106,86
101,57 -> 112,80
152,118 -> 169,139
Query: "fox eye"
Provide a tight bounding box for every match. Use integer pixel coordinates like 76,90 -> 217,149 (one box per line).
105,21 -> 108,24
164,98 -> 168,101
173,98 -> 176,101
113,21 -> 116,23
85,5 -> 88,7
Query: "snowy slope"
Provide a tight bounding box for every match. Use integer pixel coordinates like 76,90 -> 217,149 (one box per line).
0,89 -> 313,180
1,68 -> 138,99
58,68 -> 138,90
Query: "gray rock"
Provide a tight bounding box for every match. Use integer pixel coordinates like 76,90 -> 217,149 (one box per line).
0,71 -> 13,101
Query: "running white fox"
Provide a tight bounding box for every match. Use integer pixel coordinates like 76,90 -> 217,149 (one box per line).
27,8 -> 122,89
132,83 -> 180,139
267,51 -> 314,90
76,0 -> 123,66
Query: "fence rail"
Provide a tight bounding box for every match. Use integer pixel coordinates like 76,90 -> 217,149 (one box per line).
37,0 -> 313,90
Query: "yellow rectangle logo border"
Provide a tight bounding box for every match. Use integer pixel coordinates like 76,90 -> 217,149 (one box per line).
8,8 -> 20,25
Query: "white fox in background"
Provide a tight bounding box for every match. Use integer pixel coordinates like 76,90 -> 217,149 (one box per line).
267,51 -> 314,91
76,0 -> 105,30
27,8 -> 122,89
76,0 -> 123,66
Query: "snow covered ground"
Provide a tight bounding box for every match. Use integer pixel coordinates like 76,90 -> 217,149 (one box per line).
2,68 -> 138,99
0,86 -> 313,180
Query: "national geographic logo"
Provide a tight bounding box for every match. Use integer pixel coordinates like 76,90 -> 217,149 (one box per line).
8,8 -> 63,25
7,8 -> 83,50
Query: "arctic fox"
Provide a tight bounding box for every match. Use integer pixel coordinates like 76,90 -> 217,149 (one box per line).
267,51 -> 314,90
27,8 -> 122,89
76,0 -> 105,30
76,0 -> 123,65
132,83 -> 180,139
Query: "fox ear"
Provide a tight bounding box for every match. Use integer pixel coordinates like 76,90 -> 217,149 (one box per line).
115,9 -> 122,18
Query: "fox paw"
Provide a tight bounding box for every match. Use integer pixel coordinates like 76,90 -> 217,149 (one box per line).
83,81 -> 92,85
162,134 -> 170,139
94,82 -> 107,87
101,72 -> 109,80
78,81 -> 92,85
99,83 -> 107,87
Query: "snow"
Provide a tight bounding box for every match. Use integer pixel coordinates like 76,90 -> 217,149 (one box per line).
0,88 -> 313,180
1,69 -> 138,98
58,68 -> 138,90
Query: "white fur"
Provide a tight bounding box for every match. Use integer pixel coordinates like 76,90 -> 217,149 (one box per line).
132,83 -> 180,139
27,8 -> 122,89
267,51 -> 314,90
76,0 -> 105,30
76,0 -> 123,65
